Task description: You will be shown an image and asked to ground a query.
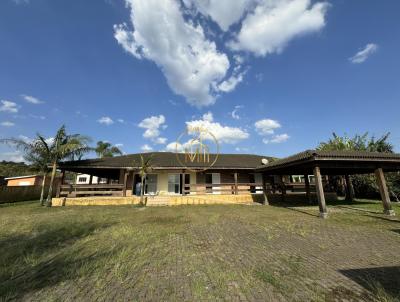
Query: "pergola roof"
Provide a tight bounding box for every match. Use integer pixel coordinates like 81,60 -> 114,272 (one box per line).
256,150 -> 400,175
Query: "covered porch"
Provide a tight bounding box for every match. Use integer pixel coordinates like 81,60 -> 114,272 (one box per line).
257,150 -> 400,218
55,166 -> 266,199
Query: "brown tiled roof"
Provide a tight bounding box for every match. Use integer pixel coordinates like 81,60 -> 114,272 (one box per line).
59,152 -> 273,170
256,149 -> 400,171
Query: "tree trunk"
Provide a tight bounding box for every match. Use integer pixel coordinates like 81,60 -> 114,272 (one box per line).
40,173 -> 47,206
140,173 -> 145,206
46,161 -> 57,207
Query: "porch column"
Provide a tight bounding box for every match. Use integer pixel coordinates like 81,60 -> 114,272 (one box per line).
182,172 -> 186,196
262,174 -> 269,205
56,170 -> 65,198
234,172 -> 238,195
304,174 -> 311,204
123,170 -> 128,197
345,174 -> 355,202
314,166 -> 328,218
375,168 -> 395,216
89,175 -> 93,185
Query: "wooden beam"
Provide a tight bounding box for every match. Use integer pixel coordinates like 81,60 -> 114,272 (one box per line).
375,168 -> 395,216
56,170 -> 65,198
123,170 -> 128,197
234,172 -> 238,195
314,166 -> 328,218
304,174 -> 311,204
345,175 -> 355,202
261,174 -> 269,205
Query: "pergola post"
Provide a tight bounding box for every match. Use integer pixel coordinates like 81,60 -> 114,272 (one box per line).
304,174 -> 311,204
374,168 -> 395,216
234,172 -> 238,195
314,166 -> 328,218
262,174 -> 269,205
345,175 -> 355,202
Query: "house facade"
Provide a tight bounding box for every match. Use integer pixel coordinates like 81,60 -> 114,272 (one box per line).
57,152 -> 271,198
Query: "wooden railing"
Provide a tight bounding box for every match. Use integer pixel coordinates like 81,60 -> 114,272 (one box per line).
183,183 -> 263,195
58,184 -> 125,197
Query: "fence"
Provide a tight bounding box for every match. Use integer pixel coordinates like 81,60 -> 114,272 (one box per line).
0,185 -> 55,204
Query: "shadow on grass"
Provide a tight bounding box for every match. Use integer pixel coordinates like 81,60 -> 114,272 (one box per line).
0,221 -> 114,300
0,200 -> 39,208
340,266 -> 400,300
392,229 -> 400,235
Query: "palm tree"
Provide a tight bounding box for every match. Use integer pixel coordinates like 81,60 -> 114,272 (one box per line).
135,154 -> 153,206
95,141 -> 122,158
44,125 -> 91,206
0,137 -> 51,205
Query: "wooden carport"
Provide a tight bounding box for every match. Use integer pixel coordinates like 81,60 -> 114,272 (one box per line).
256,150 -> 400,218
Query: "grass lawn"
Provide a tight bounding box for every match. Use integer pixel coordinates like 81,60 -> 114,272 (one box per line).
1,199 -> 399,301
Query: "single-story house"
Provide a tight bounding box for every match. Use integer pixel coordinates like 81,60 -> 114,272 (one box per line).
56,150 -> 400,218
58,152 -> 274,197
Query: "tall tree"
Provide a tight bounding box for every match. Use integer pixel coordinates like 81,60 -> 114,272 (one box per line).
1,137 -> 51,205
317,132 -> 393,153
317,132 -> 397,200
95,141 -> 122,158
44,125 -> 91,206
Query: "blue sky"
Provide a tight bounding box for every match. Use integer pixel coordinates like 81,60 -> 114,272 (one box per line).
1,0 -> 400,162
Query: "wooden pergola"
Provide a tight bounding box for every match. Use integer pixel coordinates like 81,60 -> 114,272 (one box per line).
256,150 -> 400,218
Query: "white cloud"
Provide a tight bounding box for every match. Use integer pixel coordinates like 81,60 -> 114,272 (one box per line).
115,143 -> 124,148
1,121 -> 15,127
183,0 -> 252,31
186,115 -> 249,144
255,73 -> 264,82
228,0 -> 329,56
263,133 -> 290,144
21,94 -> 44,104
114,0 -> 232,107
153,137 -> 167,145
18,135 -> 32,143
0,151 -> 24,162
12,0 -> 29,4
255,118 -> 281,135
29,114 -> 46,120
141,144 -> 153,152
202,111 -> 214,122
231,105 -> 243,120
0,100 -> 19,113
98,116 -> 114,125
217,72 -> 245,93
117,118 -> 125,123
349,43 -> 378,64
166,142 -> 182,152
138,115 -> 167,145
138,115 -> 165,138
